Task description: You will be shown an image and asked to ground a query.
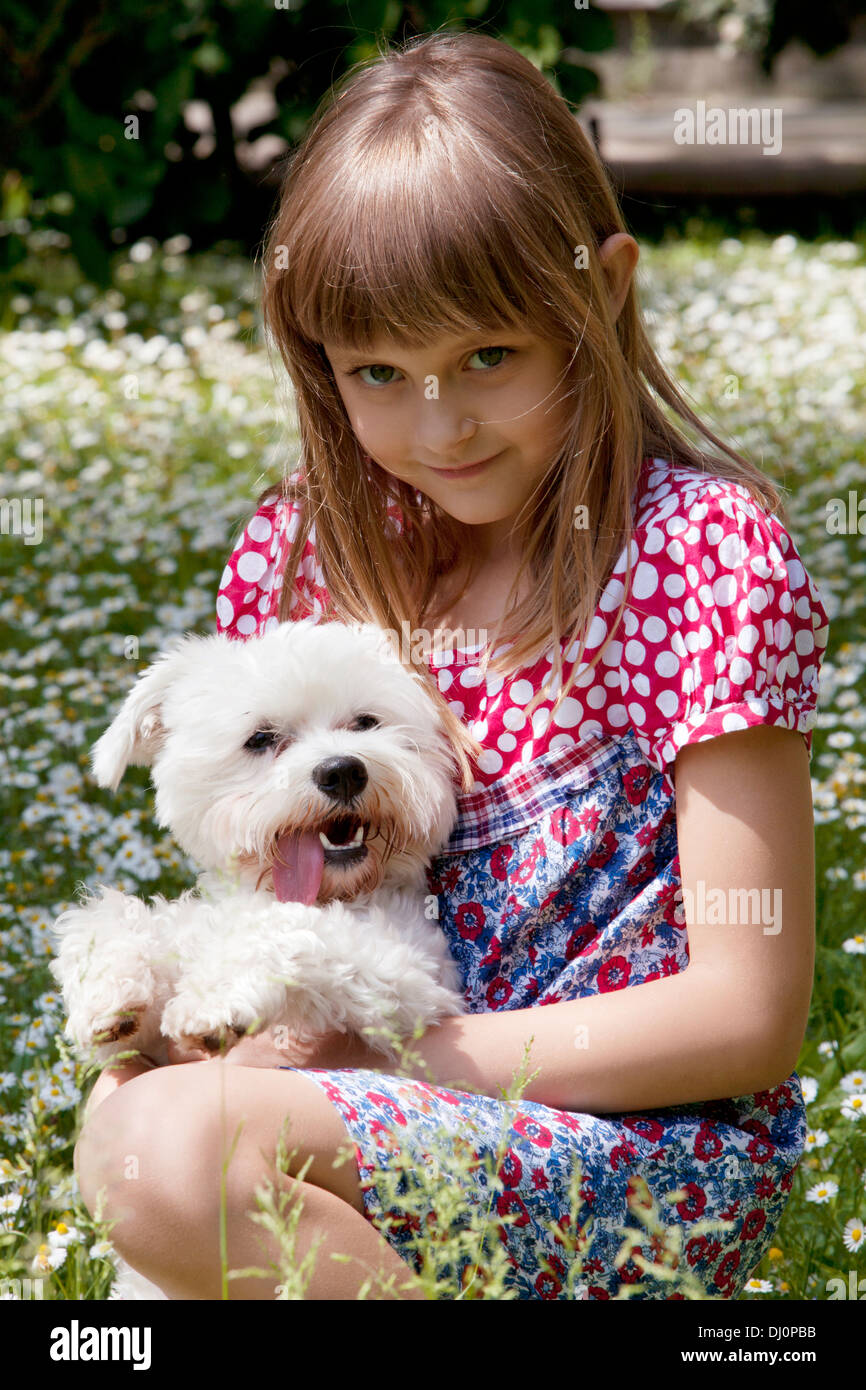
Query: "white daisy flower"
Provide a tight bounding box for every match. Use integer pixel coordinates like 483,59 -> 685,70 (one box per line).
841,934 -> 866,954
840,1071 -> 866,1094
818,1041 -> 840,1058
743,1277 -> 773,1293
799,1076 -> 818,1104
32,1243 -> 66,1273
0,1192 -> 23,1216
805,1180 -> 839,1203
48,1222 -> 79,1248
804,1129 -> 830,1150
842,1096 -> 865,1121
89,1239 -> 118,1261
842,1218 -> 865,1253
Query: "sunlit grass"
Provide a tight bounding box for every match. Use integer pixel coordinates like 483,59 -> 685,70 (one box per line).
1,228 -> 864,1299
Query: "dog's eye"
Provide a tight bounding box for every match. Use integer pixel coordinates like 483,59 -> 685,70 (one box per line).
352,714 -> 379,731
244,730 -> 280,753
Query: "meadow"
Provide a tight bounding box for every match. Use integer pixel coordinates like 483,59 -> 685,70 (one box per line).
0,227 -> 864,1299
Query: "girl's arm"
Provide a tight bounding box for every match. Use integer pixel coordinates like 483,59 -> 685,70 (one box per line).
336,723 -> 815,1114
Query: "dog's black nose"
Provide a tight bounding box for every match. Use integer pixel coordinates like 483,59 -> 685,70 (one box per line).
312,756 -> 368,802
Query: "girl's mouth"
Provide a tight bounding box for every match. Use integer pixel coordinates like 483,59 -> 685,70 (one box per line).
427,450 -> 503,479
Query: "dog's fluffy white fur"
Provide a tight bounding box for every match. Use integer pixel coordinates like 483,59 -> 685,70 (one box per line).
51,619 -> 466,1298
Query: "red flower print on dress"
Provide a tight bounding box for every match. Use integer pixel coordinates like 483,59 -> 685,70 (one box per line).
694,1123 -> 724,1161
489,844 -> 514,880
496,1189 -> 531,1229
366,1094 -> 407,1126
534,1268 -> 562,1298
455,902 -> 486,942
485,975 -> 513,1009
627,852 -> 655,889
675,1182 -> 708,1222
617,1248 -> 645,1284
513,840 -> 547,885
753,1084 -> 789,1118
741,1208 -> 767,1241
576,803 -> 602,835
635,821 -> 657,849
623,765 -> 651,805
548,806 -> 583,848
639,921 -> 657,949
428,861 -> 462,896
624,1116 -> 666,1144
610,1139 -> 640,1172
512,1115 -> 553,1149
556,1111 -> 584,1134
498,1150 -> 523,1188
597,955 -> 631,992
586,831 -> 617,869
565,920 -> 596,960
745,1133 -> 777,1166
420,1085 -> 465,1106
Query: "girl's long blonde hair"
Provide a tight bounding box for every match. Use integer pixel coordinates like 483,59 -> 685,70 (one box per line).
252,29 -> 784,794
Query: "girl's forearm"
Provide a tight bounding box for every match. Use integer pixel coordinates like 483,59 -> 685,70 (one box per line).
403,964 -> 795,1113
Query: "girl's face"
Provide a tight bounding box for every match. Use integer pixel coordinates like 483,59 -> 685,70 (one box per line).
322,329 -> 573,562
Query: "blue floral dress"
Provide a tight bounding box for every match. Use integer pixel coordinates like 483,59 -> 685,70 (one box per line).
216,456 -> 829,1299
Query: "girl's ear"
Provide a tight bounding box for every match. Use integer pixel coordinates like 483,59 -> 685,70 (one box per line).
90,638 -> 195,791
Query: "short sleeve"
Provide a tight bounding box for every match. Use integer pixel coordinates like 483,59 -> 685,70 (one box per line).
216,481 -> 413,640
616,490 -> 830,784
216,493 -> 328,640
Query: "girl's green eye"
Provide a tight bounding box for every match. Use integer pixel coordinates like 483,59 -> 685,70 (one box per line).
357,364 -> 398,386
467,346 -> 509,370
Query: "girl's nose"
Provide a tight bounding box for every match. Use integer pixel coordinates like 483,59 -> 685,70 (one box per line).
411,400 -> 480,457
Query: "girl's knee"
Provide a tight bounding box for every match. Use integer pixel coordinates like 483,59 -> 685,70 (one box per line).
75,1064 -> 224,1240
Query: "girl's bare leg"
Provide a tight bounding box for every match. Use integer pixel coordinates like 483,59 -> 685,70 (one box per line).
82,1054 -> 158,1125
75,1061 -> 427,1300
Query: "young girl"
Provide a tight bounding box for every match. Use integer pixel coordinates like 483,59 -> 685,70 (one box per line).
76,30 -> 828,1301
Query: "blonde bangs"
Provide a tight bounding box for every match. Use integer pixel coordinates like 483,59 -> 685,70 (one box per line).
269,97 -> 572,355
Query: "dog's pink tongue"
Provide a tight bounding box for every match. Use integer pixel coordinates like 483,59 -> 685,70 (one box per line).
271,830 -> 324,904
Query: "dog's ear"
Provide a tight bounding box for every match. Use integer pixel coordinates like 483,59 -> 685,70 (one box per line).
90,635 -> 200,791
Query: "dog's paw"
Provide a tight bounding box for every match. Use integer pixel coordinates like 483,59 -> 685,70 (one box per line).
84,1005 -> 148,1047
160,996 -> 257,1055
178,1023 -> 248,1056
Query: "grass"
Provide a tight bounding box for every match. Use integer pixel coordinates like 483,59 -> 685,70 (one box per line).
0,226 -> 865,1299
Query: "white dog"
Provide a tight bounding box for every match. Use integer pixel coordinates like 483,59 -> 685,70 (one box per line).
52,619 -> 465,1071
51,620 -> 466,1297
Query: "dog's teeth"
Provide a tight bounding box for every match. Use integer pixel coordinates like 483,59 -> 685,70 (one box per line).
319,824 -> 366,851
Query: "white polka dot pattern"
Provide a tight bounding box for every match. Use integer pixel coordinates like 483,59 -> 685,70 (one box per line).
216,458 -> 830,794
